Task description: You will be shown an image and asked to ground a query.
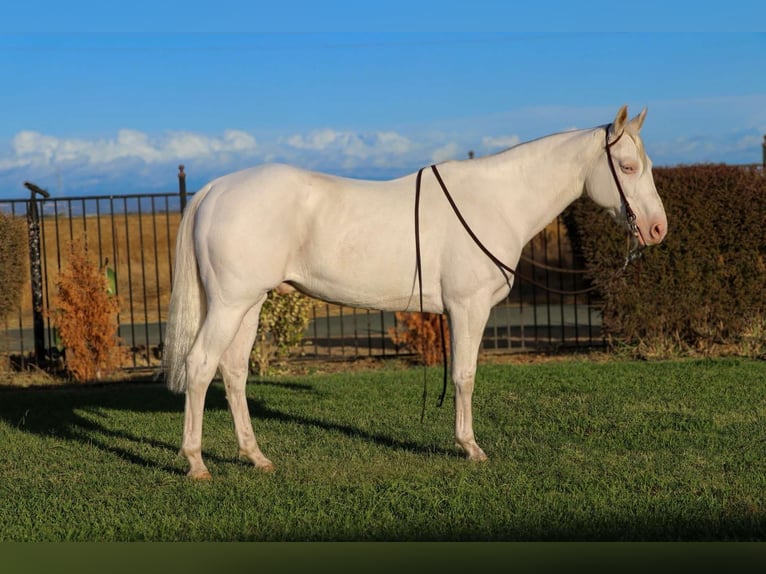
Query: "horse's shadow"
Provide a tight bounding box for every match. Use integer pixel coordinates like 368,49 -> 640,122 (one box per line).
0,378 -> 454,476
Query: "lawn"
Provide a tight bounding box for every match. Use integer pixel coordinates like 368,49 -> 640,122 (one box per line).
0,357 -> 764,541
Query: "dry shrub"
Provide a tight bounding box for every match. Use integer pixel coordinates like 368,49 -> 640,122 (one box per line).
0,212 -> 26,322
740,315 -> 766,359
389,312 -> 450,366
250,291 -> 312,376
0,212 -> 26,372
52,240 -> 121,381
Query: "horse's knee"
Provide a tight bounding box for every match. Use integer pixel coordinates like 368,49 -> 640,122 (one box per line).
452,367 -> 476,393
219,360 -> 248,385
185,349 -> 217,388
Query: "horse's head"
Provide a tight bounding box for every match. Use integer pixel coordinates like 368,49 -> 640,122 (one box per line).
585,105 -> 667,246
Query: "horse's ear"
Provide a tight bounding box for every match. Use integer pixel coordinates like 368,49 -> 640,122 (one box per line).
629,107 -> 647,132
612,105 -> 629,134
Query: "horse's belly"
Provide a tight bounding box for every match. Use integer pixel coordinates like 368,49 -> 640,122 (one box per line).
287,265 -> 420,312
286,248 -> 444,313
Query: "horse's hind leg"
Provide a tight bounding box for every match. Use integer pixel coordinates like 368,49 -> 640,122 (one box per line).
182,302 -> 250,480
219,297 -> 275,472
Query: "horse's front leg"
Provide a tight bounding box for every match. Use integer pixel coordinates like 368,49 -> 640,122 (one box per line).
447,303 -> 490,461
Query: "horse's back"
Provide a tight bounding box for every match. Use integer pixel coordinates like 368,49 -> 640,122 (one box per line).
192,164 -> 421,308
200,163 -> 409,212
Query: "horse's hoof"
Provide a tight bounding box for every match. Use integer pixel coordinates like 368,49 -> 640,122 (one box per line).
456,441 -> 488,462
467,451 -> 489,462
240,450 -> 276,473
188,469 -> 212,480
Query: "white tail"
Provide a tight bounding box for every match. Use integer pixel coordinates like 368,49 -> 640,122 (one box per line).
163,185 -> 213,393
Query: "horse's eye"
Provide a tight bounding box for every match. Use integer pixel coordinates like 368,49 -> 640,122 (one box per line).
620,162 -> 638,175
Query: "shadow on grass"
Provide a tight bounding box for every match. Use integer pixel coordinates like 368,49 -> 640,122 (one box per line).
0,377 -> 455,476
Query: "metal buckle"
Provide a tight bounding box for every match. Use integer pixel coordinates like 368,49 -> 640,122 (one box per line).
621,233 -> 644,272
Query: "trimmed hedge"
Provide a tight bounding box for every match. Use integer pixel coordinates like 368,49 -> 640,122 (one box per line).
567,164 -> 766,356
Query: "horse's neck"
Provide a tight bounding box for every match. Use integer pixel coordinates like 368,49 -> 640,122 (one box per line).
478,128 -> 601,244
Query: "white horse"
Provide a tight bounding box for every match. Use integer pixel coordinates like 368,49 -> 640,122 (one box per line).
164,105 -> 667,479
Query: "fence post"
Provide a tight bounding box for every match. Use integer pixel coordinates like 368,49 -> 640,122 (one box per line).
762,135 -> 765,169
23,181 -> 50,365
178,164 -> 187,211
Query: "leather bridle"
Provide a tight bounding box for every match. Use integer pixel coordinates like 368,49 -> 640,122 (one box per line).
604,124 -> 643,243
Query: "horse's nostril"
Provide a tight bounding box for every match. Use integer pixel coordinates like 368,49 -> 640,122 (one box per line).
651,222 -> 665,241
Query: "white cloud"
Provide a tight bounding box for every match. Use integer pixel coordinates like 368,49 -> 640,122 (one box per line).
2,128 -> 258,171
284,129 -> 412,161
286,129 -> 341,151
481,134 -> 521,151
430,142 -> 461,163
375,131 -> 412,155
0,126 -> 423,195
648,127 -> 765,166
5,97 -> 763,198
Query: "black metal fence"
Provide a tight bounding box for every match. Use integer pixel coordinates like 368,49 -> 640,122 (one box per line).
1,191 -> 183,369
1,183 -> 604,370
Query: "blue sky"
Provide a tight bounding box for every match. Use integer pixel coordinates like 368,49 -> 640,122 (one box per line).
1,3 -> 765,197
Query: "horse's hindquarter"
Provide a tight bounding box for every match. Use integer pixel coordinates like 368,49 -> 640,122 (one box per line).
193,166 -> 307,292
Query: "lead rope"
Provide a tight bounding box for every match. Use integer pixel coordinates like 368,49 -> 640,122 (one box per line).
414,125 -> 643,417
415,169 -> 441,422
414,168 -> 451,423
431,164 -> 608,296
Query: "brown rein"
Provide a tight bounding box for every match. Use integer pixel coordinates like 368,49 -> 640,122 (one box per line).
413,124 -> 642,414
415,124 -> 642,298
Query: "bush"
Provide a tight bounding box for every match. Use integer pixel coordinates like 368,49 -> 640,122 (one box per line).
389,312 -> 450,366
566,164 -> 766,357
52,241 -> 122,381
0,212 -> 26,323
249,291 -> 312,376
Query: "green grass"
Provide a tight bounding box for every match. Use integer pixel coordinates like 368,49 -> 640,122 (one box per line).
0,358 -> 764,541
